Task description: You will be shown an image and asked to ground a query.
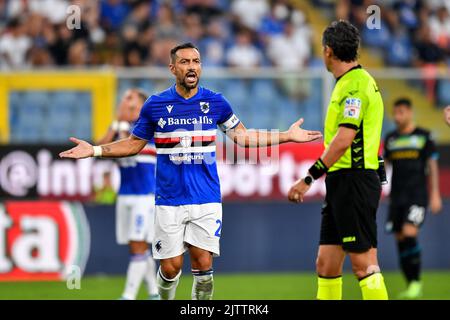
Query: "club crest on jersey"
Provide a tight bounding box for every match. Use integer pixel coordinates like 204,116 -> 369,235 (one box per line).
344,98 -> 361,119
200,102 -> 210,114
166,105 -> 174,113
158,118 -> 166,129
180,136 -> 192,148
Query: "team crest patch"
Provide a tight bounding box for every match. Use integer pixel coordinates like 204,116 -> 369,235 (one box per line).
344,98 -> 361,119
200,102 -> 210,114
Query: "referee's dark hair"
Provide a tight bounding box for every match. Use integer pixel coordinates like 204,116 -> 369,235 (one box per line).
322,20 -> 360,62
394,97 -> 413,109
170,42 -> 199,63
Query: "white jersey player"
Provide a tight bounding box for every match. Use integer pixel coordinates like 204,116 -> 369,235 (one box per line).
97,88 -> 158,300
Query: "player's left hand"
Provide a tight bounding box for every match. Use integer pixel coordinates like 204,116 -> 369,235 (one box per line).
288,118 -> 322,143
288,178 -> 311,203
430,192 -> 442,215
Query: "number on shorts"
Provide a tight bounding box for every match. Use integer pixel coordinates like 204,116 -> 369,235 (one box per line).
408,205 -> 425,225
214,219 -> 222,237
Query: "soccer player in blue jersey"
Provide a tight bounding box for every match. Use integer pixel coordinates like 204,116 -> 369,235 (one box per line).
97,88 -> 159,300
60,42 -> 322,300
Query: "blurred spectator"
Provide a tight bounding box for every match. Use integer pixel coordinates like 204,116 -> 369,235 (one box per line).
231,0 -> 269,30
200,19 -> 228,67
259,0 -> 290,37
226,28 -> 262,68
393,0 -> 424,31
266,20 -> 311,69
429,6 -> 450,51
182,13 -> 204,44
414,24 -> 446,66
183,0 -> 223,25
413,24 -> 446,103
100,0 -> 131,31
155,3 -> 181,39
384,9 -> 413,66
7,0 -> 69,24
0,18 -> 31,70
68,38 -> 90,66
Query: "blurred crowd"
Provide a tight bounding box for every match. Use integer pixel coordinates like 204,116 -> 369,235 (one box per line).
329,0 -> 450,68
0,0 -> 313,70
315,0 -> 450,105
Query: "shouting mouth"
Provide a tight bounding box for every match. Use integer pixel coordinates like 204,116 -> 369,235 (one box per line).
185,72 -> 197,83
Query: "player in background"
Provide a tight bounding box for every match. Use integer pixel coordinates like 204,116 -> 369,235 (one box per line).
445,106 -> 450,126
96,88 -> 159,300
60,42 -> 322,300
384,98 -> 442,299
288,20 -> 388,300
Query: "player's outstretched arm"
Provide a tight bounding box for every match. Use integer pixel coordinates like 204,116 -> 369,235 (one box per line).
226,118 -> 322,147
59,135 -> 147,159
287,126 -> 356,203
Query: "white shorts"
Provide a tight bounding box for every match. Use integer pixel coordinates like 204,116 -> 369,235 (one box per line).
116,194 -> 155,245
152,203 -> 222,260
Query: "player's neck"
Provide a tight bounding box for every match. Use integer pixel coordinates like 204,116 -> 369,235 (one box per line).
398,123 -> 416,134
175,84 -> 198,99
332,61 -> 359,79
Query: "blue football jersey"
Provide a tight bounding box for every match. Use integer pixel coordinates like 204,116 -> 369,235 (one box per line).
132,85 -> 240,206
117,134 -> 156,195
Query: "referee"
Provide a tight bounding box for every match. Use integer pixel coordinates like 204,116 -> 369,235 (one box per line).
288,20 -> 388,300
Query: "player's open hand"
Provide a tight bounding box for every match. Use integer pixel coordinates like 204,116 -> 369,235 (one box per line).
288,118 -> 322,143
288,178 -> 311,203
59,137 -> 94,159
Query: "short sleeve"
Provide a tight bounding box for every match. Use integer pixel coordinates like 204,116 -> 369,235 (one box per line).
424,132 -> 439,160
131,98 -> 155,140
217,95 -> 240,132
338,92 -> 367,130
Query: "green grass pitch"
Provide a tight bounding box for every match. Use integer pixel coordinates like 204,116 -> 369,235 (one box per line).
1,271 -> 449,300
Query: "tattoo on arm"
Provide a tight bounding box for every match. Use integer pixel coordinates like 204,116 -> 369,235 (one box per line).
101,146 -> 111,154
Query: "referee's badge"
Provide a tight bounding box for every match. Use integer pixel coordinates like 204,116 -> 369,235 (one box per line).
344,98 -> 361,119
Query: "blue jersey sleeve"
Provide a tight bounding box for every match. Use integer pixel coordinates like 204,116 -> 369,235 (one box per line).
217,95 -> 240,131
131,98 -> 155,140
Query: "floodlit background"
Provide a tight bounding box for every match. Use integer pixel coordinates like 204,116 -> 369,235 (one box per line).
0,0 -> 449,299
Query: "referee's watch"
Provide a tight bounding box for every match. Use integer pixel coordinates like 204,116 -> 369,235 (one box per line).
304,175 -> 314,186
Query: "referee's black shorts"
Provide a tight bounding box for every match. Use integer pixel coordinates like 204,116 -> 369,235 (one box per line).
319,169 -> 381,252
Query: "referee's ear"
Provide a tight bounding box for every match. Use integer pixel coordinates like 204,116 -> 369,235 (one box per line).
324,45 -> 333,58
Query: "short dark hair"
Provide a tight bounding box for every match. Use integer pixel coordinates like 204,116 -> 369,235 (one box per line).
394,97 -> 412,108
322,20 -> 360,62
131,88 -> 148,103
170,42 -> 199,63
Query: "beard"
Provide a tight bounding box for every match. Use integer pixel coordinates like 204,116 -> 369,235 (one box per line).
178,70 -> 199,90
180,77 -> 199,90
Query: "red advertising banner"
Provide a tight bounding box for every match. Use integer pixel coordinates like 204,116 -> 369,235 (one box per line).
0,144 -> 449,201
0,201 -> 90,281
